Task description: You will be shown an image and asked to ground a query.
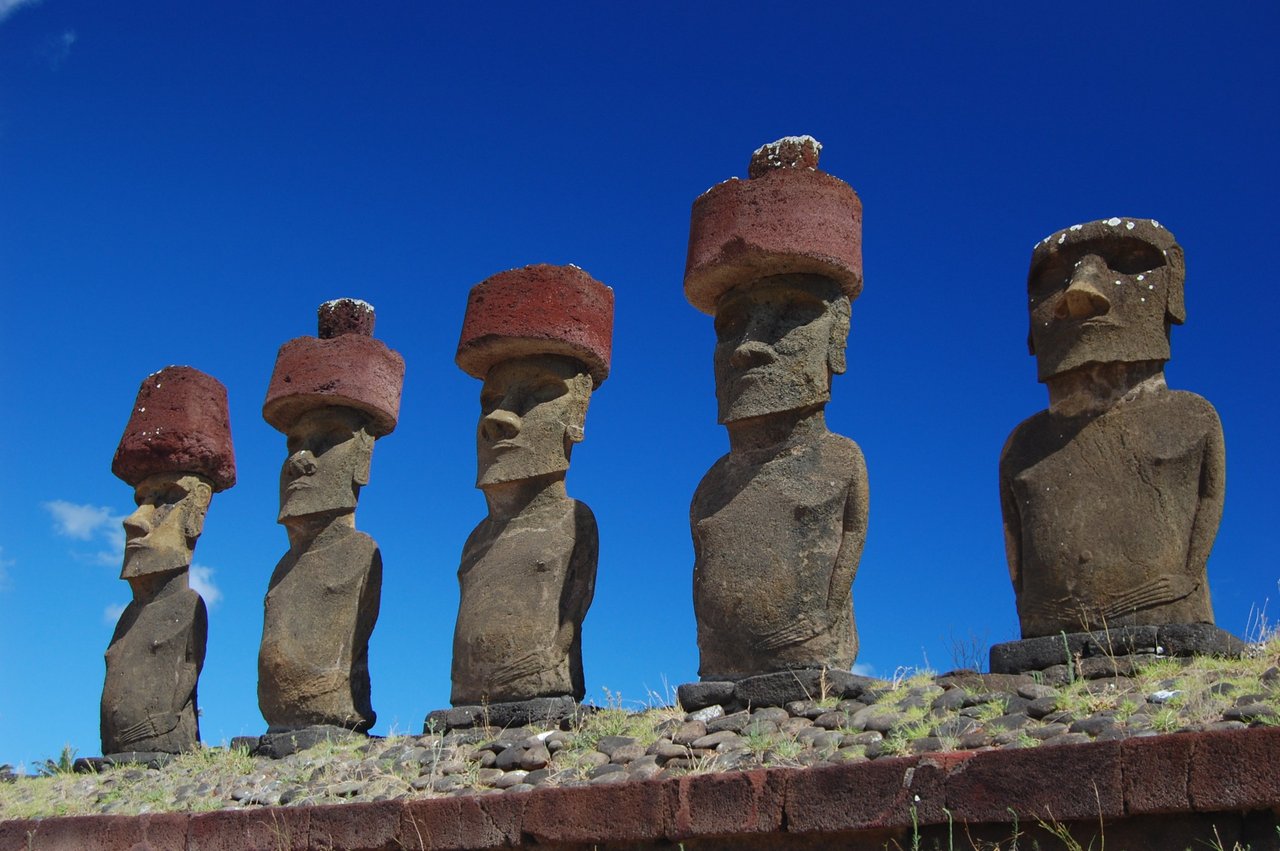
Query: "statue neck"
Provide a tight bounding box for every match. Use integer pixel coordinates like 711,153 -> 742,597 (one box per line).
129,569 -> 189,604
481,474 -> 568,520
725,405 -> 828,453
284,511 -> 355,550
1045,360 -> 1167,417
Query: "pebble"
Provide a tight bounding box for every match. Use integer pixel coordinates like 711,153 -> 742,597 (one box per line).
11,659 -> 1271,819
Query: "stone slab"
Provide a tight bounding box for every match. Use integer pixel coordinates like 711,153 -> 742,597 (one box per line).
254,725 -> 364,759
424,695 -> 581,732
677,669 -> 875,713
990,623 -> 1246,674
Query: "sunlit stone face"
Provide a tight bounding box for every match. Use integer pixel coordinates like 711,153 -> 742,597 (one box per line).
120,472 -> 211,580
278,406 -> 372,523
713,274 -> 848,424
1029,234 -> 1175,381
476,355 -> 591,488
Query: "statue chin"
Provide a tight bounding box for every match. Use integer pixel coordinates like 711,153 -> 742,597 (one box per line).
120,547 -> 191,580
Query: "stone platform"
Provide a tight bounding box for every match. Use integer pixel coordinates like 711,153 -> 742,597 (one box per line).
990,623 -> 1248,676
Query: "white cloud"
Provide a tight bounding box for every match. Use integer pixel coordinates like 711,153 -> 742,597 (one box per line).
851,662 -> 876,677
44,500 -> 122,541
189,563 -> 222,608
0,0 -> 42,25
103,602 -> 127,625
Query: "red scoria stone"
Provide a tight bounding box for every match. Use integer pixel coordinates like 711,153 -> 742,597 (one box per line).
263,332 -> 405,437
685,137 -> 863,315
318,298 -> 376,339
111,366 -> 237,491
456,264 -> 614,387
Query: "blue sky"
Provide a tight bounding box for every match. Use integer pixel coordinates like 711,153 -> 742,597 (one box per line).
1,2 -> 1276,768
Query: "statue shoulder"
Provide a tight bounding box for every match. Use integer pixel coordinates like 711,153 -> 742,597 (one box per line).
1000,409 -> 1054,478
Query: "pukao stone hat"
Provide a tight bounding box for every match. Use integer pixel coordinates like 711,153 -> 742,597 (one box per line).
456,264 -> 614,387
684,135 -> 863,315
112,366 -> 236,491
263,298 -> 405,437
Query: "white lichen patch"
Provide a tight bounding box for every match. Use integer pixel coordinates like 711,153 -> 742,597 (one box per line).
1106,217 -> 1122,227
322,298 -> 374,312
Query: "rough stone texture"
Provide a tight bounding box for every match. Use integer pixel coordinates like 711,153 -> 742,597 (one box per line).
258,302 -> 399,734
686,141 -> 868,684
258,523 -> 381,732
112,366 -> 236,491
14,729 -> 1278,849
254,725 -> 363,759
678,669 -> 872,713
1002,218 -> 1226,638
685,136 -> 862,315
103,369 -> 232,758
263,301 -> 404,437
990,623 -> 1247,673
101,575 -> 206,757
692,420 -> 868,680
450,273 -> 611,707
424,696 -> 581,732
456,264 -> 614,387
317,297 -> 375,339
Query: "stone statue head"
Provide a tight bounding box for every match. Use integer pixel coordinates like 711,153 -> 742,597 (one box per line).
1027,218 -> 1185,382
112,366 -> 235,582
278,406 -> 375,523
476,354 -> 594,487
121,472 -> 213,580
714,273 -> 850,423
457,264 -> 614,489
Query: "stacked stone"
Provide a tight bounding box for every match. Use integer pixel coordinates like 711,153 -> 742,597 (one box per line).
684,135 -> 862,314
65,657 -> 1279,813
263,298 -> 404,438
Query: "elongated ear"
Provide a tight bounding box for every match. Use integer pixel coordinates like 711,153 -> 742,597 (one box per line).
563,373 -> 593,444
827,296 -> 851,375
353,429 -> 374,486
182,480 -> 213,540
1164,245 -> 1186,325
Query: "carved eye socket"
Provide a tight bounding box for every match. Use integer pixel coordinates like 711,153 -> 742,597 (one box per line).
528,379 -> 567,406
1107,244 -> 1165,276
714,307 -> 747,343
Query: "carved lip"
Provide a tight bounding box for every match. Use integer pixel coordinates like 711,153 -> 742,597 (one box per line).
487,440 -> 521,453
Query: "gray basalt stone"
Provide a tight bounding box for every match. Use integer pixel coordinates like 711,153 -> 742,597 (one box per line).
990,624 -> 1247,674
449,266 -> 613,706
1001,219 -> 1227,639
257,301 -> 402,733
102,367 -> 234,757
424,695 -> 581,732
685,139 -> 869,681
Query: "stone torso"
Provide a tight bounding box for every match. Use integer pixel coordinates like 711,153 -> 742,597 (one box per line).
692,429 -> 866,680
1001,389 -> 1223,637
101,587 -> 206,755
258,523 -> 381,731
451,498 -> 597,704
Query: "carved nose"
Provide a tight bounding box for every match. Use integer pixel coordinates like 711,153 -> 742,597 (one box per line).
481,410 -> 521,442
730,340 -> 777,369
287,451 -> 318,476
122,510 -> 150,539
1056,265 -> 1112,320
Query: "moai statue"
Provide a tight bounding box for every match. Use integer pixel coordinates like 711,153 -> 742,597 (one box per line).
258,299 -> 404,733
685,137 -> 870,681
103,366 -> 236,757
1000,218 -> 1226,638
450,264 -> 612,709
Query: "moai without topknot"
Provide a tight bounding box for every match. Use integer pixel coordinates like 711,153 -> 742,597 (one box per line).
684,137 -> 870,686
258,299 -> 404,734
103,366 -> 236,757
997,219 -> 1229,655
432,264 -> 611,729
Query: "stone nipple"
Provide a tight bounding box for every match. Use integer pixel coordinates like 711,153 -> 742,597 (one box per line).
748,135 -> 822,178
318,298 -> 376,339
